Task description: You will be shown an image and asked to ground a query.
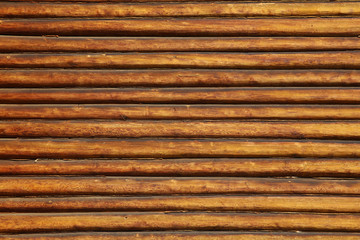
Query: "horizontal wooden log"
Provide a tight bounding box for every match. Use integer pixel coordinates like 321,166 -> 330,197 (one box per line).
2,37 -> 360,52
1,139 -> 360,159
1,120 -> 360,139
1,104 -> 360,120
1,212 -> 360,233
1,232 -> 360,240
2,70 -> 360,87
1,195 -> 360,213
1,18 -> 360,36
1,88 -> 360,104
1,159 -> 360,177
2,177 -> 360,196
1,2 -> 360,18
1,52 -> 360,69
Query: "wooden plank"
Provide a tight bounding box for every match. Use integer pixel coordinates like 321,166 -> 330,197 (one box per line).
1,232 -> 360,240
2,37 -> 360,52
0,88 -> 360,104
1,120 -> 360,139
1,212 -> 360,233
1,195 -> 360,213
1,2 -> 360,18
1,18 -> 360,36
1,177 -> 360,196
1,52 -> 360,69
0,159 -> 360,177
1,104 -> 360,120
2,70 -> 360,87
1,139 -> 360,159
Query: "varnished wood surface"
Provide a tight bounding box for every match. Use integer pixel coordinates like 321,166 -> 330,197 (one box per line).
2,232 -> 360,240
2,177 -> 360,196
1,212 -> 360,233
2,37 -> 360,52
1,120 -> 360,139
2,70 -> 360,87
0,159 -> 360,177
1,139 -> 360,158
1,88 -> 360,104
1,52 -> 360,69
2,0 -> 360,238
1,2 -> 360,17
1,195 -> 360,213
1,18 -> 360,36
1,104 -> 360,120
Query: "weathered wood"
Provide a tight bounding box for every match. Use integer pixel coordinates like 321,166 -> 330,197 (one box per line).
2,37 -> 360,52
1,18 -> 360,36
1,177 -> 360,196
1,52 -> 360,69
1,120 -> 360,139
1,195 -> 360,213
1,212 -> 360,233
0,105 -> 359,120
2,232 -> 360,240
2,70 -> 360,87
0,88 -> 359,104
0,159 -> 360,177
1,139 -> 360,159
1,2 -> 360,17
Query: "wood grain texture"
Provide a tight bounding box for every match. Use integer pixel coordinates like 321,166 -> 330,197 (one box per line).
2,70 -> 360,87
0,159 -> 360,177
1,195 -> 360,212
1,18 -> 360,36
1,120 -> 360,139
1,139 -> 360,159
2,37 -> 360,52
1,105 -> 360,120
1,177 -> 360,196
1,212 -> 360,233
1,2 -> 360,17
1,52 -> 360,69
2,232 -> 360,240
1,88 -> 359,104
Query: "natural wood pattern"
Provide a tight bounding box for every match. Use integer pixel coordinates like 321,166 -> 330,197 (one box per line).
1,212 -> 360,233
1,195 -> 360,213
1,159 -> 360,177
1,88 -> 360,104
2,70 -> 360,87
2,177 -> 360,196
1,18 -> 360,36
1,104 -> 360,120
1,52 -> 360,69
2,37 -> 360,52
1,120 -> 360,139
2,232 -> 360,240
1,2 -> 360,17
1,139 -> 360,159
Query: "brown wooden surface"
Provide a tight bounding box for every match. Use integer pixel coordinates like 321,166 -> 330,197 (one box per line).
1,2 -> 360,17
0,120 -> 360,139
1,88 -> 359,104
2,37 -> 360,52
1,104 -> 360,120
1,0 -> 360,238
1,195 -> 360,213
1,18 -> 360,36
1,232 -> 360,240
0,159 -> 359,177
1,139 -> 360,158
1,212 -> 360,233
1,52 -> 360,69
2,70 -> 360,87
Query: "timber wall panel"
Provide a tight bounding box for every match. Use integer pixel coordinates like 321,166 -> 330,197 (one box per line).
1,0 -> 360,239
